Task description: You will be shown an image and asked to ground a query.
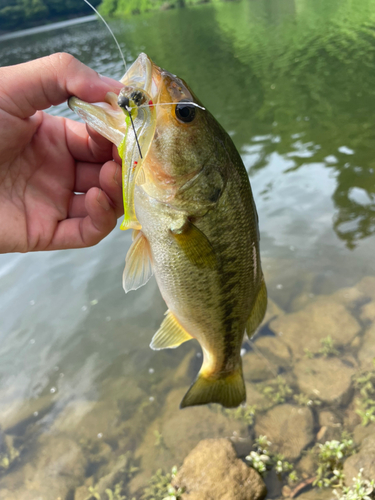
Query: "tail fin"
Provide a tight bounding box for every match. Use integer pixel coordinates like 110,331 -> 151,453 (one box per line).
180,364 -> 246,409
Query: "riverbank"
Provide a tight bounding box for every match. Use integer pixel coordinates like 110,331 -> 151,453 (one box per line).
0,15 -> 96,42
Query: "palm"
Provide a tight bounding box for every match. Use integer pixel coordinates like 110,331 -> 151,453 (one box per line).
0,54 -> 124,254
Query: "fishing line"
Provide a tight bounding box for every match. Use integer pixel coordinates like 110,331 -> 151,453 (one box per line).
83,0 -> 127,73
127,108 -> 143,159
139,102 -> 206,111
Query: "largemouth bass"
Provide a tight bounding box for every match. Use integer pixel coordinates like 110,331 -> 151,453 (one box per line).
69,53 -> 267,409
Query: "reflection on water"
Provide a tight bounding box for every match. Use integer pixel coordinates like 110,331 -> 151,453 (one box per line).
1,0 -> 375,497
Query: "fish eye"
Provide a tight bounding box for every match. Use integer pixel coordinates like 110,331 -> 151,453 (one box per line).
175,99 -> 196,123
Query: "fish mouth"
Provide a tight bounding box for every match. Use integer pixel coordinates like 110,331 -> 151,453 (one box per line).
68,53 -> 154,147
68,53 -> 157,229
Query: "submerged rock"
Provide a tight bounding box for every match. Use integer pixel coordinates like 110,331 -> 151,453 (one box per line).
254,404 -> 314,461
343,434 -> 375,484
294,357 -> 355,406
357,324 -> 375,371
270,298 -> 360,359
0,434 -> 87,499
172,438 -> 266,500
355,276 -> 375,301
242,351 -> 276,382
129,387 -> 251,495
296,488 -> 336,500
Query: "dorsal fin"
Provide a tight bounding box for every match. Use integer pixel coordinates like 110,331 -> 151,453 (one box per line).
123,231 -> 153,293
150,311 -> 193,350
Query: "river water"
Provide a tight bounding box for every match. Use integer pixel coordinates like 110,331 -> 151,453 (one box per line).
1,0 -> 375,498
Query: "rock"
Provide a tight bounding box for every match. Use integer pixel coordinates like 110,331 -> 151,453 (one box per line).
360,301 -> 375,325
254,404 -> 314,461
353,422 -> 375,446
296,488 -> 336,499
316,411 -> 342,442
76,454 -> 129,500
294,357 -> 355,406
355,276 -> 375,301
172,438 -> 266,500
296,453 -> 317,479
270,298 -> 361,359
245,383 -> 271,412
357,324 -> 375,371
252,335 -> 291,368
0,395 -> 54,434
0,435 -> 87,499
261,298 -> 284,325
343,402 -> 362,433
129,388 -> 251,495
344,434 -> 375,484
242,351 -> 276,383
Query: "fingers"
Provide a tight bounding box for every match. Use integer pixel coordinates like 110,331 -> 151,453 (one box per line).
0,53 -> 123,119
48,188 -> 117,250
99,160 -> 123,217
71,160 -> 123,218
65,120 -> 114,163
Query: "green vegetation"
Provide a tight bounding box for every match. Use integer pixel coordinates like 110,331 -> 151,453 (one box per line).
262,376 -> 293,404
99,0 -> 225,18
304,336 -> 340,359
334,470 -> 375,500
222,404 -> 257,426
354,364 -> 375,426
314,438 -> 355,488
246,435 -> 297,484
141,467 -> 183,500
0,0 -> 100,31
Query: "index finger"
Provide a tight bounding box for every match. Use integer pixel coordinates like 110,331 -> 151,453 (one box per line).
0,53 -> 123,119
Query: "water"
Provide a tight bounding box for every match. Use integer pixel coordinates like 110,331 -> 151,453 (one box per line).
1,0 -> 375,497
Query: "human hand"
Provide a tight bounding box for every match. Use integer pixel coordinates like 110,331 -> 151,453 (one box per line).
0,53 -> 124,253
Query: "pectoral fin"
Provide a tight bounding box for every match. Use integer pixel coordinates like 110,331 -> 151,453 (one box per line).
150,311 -> 193,350
246,278 -> 268,339
123,231 -> 153,293
170,220 -> 217,269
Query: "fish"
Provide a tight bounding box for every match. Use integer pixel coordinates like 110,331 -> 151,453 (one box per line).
69,53 -> 267,409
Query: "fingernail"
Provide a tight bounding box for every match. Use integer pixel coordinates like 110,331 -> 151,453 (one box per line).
97,189 -> 110,211
113,163 -> 122,186
99,74 -> 123,89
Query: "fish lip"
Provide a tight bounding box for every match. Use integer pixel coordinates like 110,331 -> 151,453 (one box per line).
120,52 -> 153,95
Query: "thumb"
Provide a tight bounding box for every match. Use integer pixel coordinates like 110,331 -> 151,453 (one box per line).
0,52 -> 123,119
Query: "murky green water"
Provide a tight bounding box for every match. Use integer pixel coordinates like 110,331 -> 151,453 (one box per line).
1,0 -> 375,498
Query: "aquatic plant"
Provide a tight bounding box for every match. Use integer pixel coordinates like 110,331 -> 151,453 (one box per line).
245,435 -> 297,483
314,438 -> 355,488
354,367 -> 375,426
293,392 -> 322,407
333,469 -> 375,500
262,376 -> 293,404
304,336 -> 339,359
319,336 -> 339,357
141,466 -> 184,500
223,404 -> 257,426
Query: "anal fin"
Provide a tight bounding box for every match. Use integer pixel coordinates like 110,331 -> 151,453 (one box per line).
123,231 -> 153,293
150,311 -> 193,350
246,277 -> 268,339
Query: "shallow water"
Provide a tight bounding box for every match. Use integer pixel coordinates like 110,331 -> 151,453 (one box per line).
1,0 -> 375,498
